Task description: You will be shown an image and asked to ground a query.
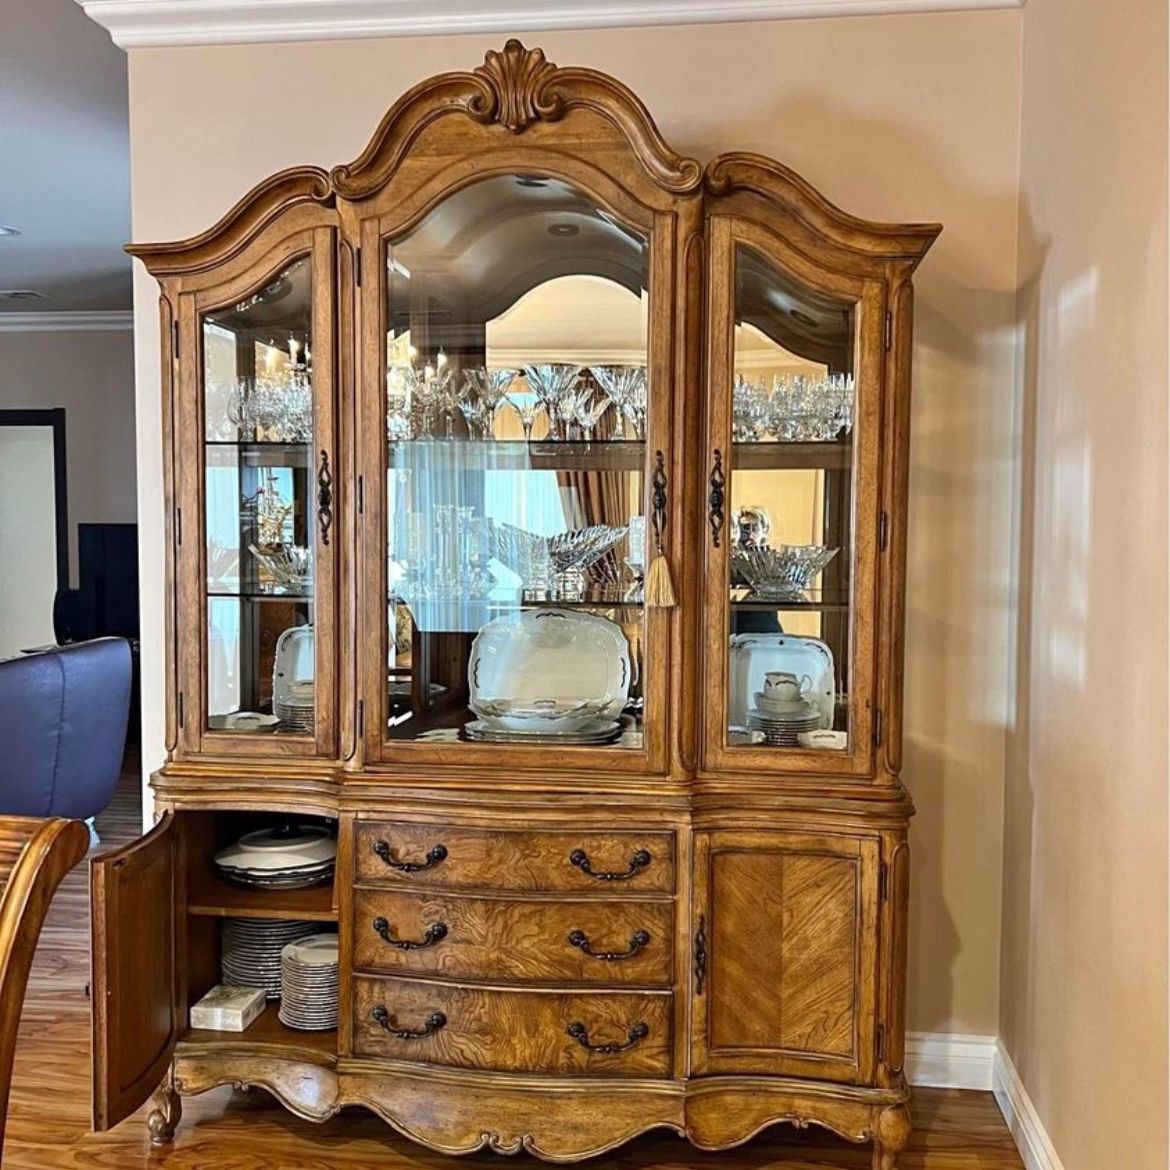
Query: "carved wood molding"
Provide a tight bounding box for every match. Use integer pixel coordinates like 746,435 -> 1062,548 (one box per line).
127,167 -> 333,277
332,40 -> 701,199
705,153 -> 942,266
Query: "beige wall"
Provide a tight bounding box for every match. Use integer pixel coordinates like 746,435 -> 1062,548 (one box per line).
0,329 -> 137,585
1000,0 -> 1169,1166
127,11 -> 1023,1035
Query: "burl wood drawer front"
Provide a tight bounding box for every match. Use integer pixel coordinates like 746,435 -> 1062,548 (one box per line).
353,974 -> 672,1077
352,889 -> 673,986
354,822 -> 674,894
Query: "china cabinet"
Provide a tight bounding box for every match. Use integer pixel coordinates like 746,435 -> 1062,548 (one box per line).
98,40 -> 939,1168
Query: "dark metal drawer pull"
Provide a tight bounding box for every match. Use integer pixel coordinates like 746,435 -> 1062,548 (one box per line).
371,840 -> 448,872
566,1020 -> 650,1054
371,1005 -> 447,1039
567,928 -> 650,961
372,916 -> 448,950
568,847 -> 651,882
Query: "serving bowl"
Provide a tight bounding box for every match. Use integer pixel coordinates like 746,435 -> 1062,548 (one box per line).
731,544 -> 838,601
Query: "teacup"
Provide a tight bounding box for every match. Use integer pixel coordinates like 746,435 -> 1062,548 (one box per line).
762,671 -> 812,702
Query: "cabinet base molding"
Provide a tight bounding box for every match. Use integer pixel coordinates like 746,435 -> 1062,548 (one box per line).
172,1051 -> 909,1163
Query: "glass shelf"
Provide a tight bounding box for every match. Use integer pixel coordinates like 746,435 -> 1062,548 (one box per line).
387,438 -> 646,472
731,440 -> 852,471
208,590 -> 314,602
206,440 -> 312,468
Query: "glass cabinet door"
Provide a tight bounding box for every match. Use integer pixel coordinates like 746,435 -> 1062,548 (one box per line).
182,230 -> 337,757
361,175 -> 669,767
704,216 -> 883,776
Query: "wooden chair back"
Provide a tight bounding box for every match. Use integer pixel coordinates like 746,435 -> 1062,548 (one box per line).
0,816 -> 89,1159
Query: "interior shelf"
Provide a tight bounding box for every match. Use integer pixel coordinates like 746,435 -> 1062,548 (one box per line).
732,440 -> 851,470
387,438 -> 646,471
205,440 -> 311,467
181,1002 -> 337,1059
208,590 -> 314,602
187,872 -> 337,921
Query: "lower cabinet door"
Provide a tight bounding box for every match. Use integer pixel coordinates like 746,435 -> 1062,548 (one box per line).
353,975 -> 672,1078
691,830 -> 879,1083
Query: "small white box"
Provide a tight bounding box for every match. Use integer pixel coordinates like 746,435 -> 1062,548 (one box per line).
190,984 -> 266,1032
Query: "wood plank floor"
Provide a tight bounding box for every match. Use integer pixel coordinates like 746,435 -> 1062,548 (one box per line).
2,765 -> 1024,1170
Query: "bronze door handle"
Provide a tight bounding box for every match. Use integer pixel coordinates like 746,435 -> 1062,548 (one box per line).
372,916 -> 448,950
316,449 -> 333,547
370,1005 -> 447,1039
566,1020 -> 650,1054
568,847 -> 651,882
371,840 -> 448,872
567,928 -> 650,961
708,449 -> 725,546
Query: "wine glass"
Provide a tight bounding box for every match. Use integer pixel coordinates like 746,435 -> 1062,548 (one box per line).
523,365 -> 581,441
506,393 -> 544,442
575,393 -> 611,443
462,368 -> 515,440
591,365 -> 647,439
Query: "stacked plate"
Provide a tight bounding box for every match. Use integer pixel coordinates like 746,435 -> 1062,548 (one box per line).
279,933 -> 339,1030
221,917 -> 318,1000
214,825 -> 337,890
746,692 -> 822,746
275,680 -> 315,733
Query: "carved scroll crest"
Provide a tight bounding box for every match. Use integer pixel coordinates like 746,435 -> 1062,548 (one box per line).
469,40 -> 563,133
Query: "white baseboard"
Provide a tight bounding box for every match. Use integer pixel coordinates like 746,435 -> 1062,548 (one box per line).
993,1042 -> 1067,1170
906,1031 -> 996,1090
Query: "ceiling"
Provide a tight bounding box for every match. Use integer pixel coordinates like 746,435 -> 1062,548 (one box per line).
0,0 -> 130,314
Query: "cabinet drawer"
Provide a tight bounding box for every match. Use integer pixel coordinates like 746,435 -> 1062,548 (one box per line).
353,889 -> 673,986
354,822 -> 674,894
352,974 -> 672,1078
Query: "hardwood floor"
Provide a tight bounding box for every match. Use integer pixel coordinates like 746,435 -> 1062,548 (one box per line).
2,765 -> 1024,1170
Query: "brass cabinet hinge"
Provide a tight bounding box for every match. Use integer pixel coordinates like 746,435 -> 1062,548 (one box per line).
884,310 -> 893,351
879,862 -> 889,902
357,699 -> 364,738
874,708 -> 883,748
355,247 -> 362,288
177,691 -> 184,730
357,475 -> 364,515
172,319 -> 179,358
878,510 -> 889,552
175,506 -> 182,547
877,1022 -> 886,1061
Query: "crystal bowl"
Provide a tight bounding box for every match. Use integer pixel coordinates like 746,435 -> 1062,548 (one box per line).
732,544 -> 839,601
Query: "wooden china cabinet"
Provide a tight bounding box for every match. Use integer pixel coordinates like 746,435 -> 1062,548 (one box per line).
97,41 -> 938,1169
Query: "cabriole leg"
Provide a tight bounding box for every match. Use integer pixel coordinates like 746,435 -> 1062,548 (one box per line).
147,1076 -> 182,1146
872,1104 -> 910,1170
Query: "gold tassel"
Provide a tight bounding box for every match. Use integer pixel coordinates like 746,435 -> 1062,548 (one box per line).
645,553 -> 677,608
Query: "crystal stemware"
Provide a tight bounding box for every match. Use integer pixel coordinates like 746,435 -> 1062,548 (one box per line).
462,368 -> 515,440
575,393 -> 611,443
591,365 -> 647,439
523,364 -> 581,441
506,393 -> 544,442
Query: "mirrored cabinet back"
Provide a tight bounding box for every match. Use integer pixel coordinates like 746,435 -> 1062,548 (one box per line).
97,40 -> 939,1169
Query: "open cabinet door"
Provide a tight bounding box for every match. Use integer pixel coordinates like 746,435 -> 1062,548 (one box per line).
91,812 -> 181,1130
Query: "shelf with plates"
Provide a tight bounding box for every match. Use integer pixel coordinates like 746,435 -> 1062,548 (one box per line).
187,871 -> 337,922
387,438 -> 647,472
731,440 -> 852,471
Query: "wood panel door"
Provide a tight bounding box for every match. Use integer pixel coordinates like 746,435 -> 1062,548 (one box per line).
91,814 -> 181,1130
691,830 -> 879,1083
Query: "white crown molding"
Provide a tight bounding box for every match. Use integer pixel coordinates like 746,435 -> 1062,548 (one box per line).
0,311 -> 134,333
993,1042 -> 1067,1170
75,0 -> 1025,50
905,1031 -> 996,1090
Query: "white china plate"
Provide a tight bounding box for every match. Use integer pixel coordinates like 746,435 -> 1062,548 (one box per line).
469,609 -> 630,720
728,634 -> 835,729
209,712 -> 280,732
273,625 -> 314,707
282,934 -> 339,967
215,827 -> 337,872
